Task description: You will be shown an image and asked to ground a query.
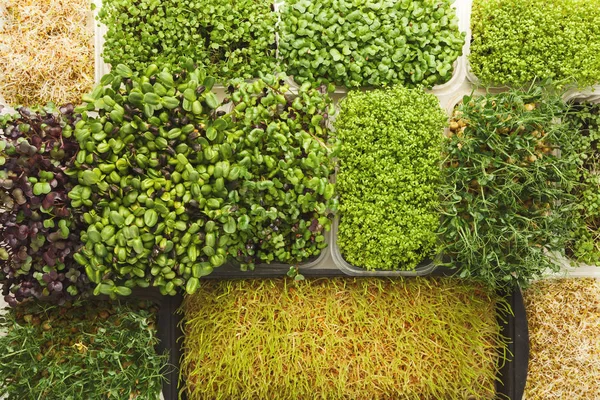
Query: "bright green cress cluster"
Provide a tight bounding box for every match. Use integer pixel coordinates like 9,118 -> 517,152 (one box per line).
334,86 -> 446,270
470,0 -> 600,87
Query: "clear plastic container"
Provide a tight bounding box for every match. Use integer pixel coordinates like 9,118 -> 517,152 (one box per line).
325,87 -> 472,277
94,0 -> 468,95
92,0 -> 108,85
550,90 -> 600,277
428,0 -> 470,96
330,216 -> 439,277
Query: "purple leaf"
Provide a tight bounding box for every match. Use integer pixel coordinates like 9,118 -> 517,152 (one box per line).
43,252 -> 56,267
0,107 -> 89,306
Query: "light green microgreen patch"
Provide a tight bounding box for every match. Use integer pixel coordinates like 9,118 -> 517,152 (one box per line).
470,0 -> 600,88
334,86 -> 446,271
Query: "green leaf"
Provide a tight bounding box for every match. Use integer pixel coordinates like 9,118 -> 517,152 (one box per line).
224,217 -> 236,234
115,64 -> 133,78
329,48 -> 342,61
213,118 -> 227,131
186,277 -> 200,294
206,127 -> 217,141
204,92 -> 219,109
81,170 -> 99,185
114,286 -> 132,296
33,182 -> 50,196
110,211 -> 125,227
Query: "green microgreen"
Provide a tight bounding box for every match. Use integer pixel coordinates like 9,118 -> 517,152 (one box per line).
279,0 -> 465,88
0,300 -> 168,399
334,86 -> 446,270
98,0 -> 277,81
564,101 -> 600,264
224,76 -> 337,270
69,63 -> 235,297
470,0 -> 600,88
68,63 -> 336,297
439,89 -> 580,289
180,277 -> 509,400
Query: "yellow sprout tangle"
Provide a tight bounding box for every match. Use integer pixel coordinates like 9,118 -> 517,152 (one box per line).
0,0 -> 94,106
524,278 -> 600,399
181,278 -> 510,400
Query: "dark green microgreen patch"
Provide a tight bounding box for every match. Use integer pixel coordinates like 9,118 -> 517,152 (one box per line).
334,86 -> 446,270
439,90 -> 580,289
470,0 -> 600,88
564,101 -> 600,264
98,0 -> 277,81
0,300 -> 168,400
69,64 -> 336,296
279,0 -> 465,88
0,104 -> 90,307
69,63 -> 236,297
225,76 -> 337,270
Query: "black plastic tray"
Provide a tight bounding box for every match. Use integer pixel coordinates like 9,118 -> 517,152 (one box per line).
156,293 -> 184,400
154,272 -> 528,400
496,287 -> 529,399
117,289 -> 183,400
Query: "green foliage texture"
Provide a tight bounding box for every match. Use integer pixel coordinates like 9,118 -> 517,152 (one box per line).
98,0 -> 277,81
334,86 -> 446,271
564,101 -> 600,264
439,90 -> 579,289
225,78 -> 337,270
279,0 -> 465,88
68,63 -> 335,297
0,300 -> 167,400
470,0 -> 600,87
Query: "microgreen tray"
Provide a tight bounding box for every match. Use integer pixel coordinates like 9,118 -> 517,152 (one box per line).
91,0 -> 469,95
157,278 -> 528,400
116,288 -> 183,400
330,216 -> 439,277
465,0 -> 600,92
